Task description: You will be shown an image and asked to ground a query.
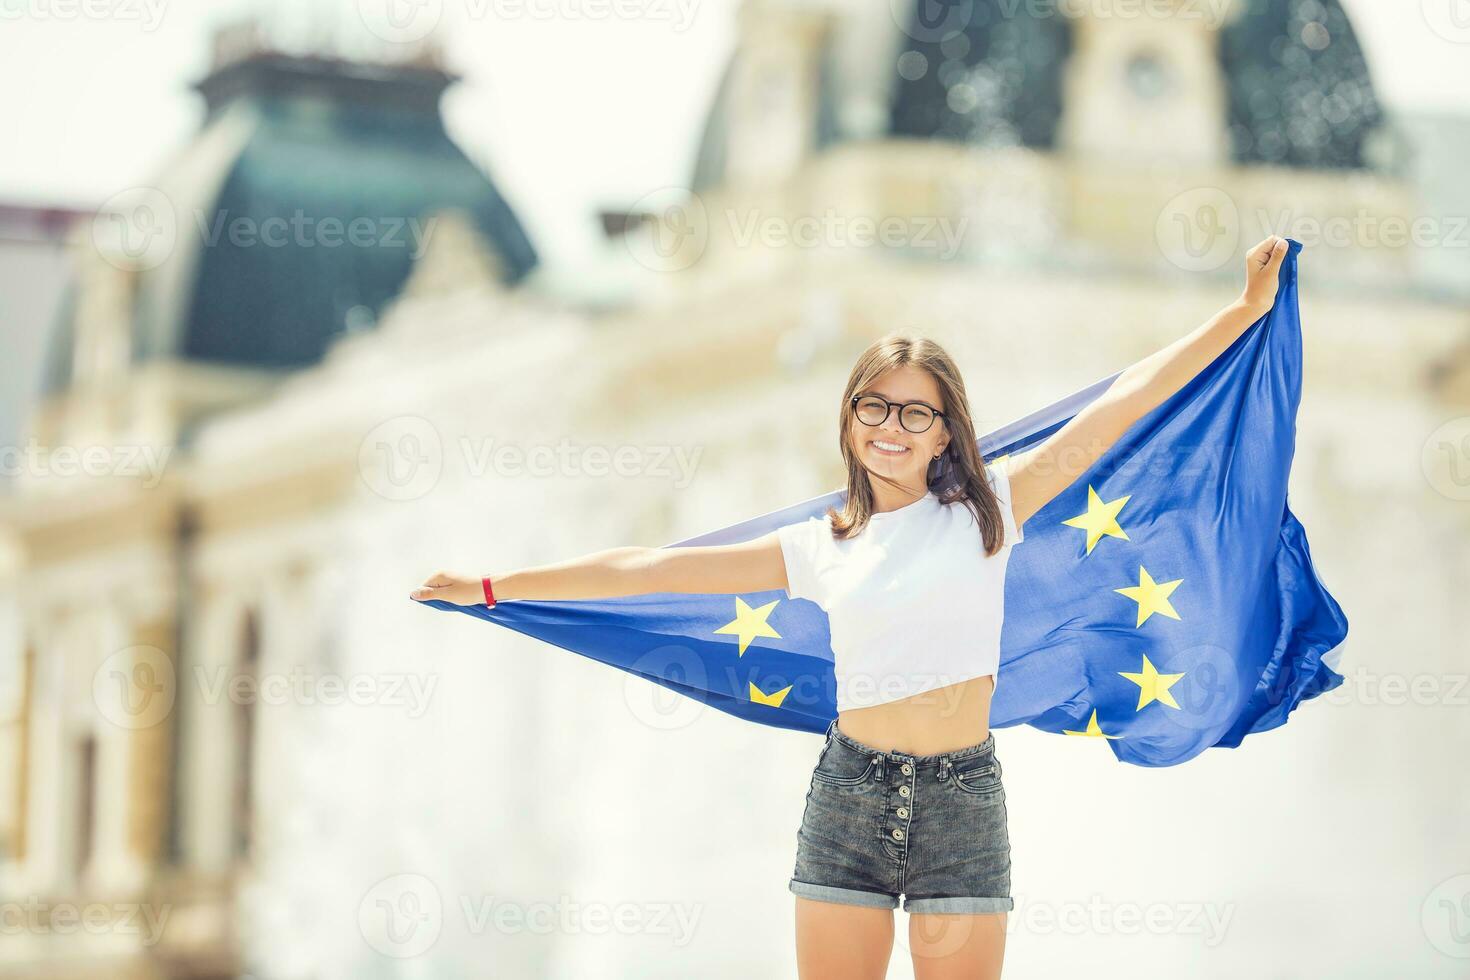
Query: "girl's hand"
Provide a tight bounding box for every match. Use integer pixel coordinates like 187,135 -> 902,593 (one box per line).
1241,235 -> 1289,313
410,571 -> 487,606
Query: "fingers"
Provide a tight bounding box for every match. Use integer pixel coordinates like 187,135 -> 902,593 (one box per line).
410,570 -> 454,602
1265,235 -> 1288,271
1249,235 -> 1287,270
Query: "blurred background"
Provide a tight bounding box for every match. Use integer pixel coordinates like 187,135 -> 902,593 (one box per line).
2,0 -> 1468,976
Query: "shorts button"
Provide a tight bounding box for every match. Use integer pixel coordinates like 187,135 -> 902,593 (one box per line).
901,763 -> 912,776
891,828 -> 904,841
897,807 -> 909,818
899,786 -> 910,798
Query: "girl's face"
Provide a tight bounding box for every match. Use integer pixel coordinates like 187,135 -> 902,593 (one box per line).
849,365 -> 951,486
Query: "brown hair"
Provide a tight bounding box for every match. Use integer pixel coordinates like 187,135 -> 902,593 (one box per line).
826,334 -> 1006,556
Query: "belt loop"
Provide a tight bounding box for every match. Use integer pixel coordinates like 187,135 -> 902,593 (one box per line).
939,756 -> 951,780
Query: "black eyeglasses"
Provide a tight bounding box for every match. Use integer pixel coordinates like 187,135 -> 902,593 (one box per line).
851,394 -> 945,434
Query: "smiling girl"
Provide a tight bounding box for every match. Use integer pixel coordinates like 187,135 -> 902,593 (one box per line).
411,235 -> 1290,979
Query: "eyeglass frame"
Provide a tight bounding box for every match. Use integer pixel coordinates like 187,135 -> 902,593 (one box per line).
850,393 -> 947,434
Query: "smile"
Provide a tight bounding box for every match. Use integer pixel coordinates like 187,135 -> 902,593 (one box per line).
870,439 -> 910,456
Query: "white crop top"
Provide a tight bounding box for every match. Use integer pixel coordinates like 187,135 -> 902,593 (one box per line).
777,464 -> 1024,712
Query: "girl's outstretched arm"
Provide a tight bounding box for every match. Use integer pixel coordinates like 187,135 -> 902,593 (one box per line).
1003,235 -> 1290,528
410,531 -> 789,606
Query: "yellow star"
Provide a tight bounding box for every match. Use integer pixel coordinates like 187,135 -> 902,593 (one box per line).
1062,709 -> 1121,738
1061,484 -> 1131,554
714,597 -> 782,656
1117,654 -> 1185,710
1114,565 -> 1183,627
748,680 -> 792,707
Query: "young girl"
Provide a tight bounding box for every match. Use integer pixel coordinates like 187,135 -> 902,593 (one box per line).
411,235 -> 1289,978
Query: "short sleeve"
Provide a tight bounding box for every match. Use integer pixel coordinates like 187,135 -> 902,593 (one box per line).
987,464 -> 1024,547
777,515 -> 828,604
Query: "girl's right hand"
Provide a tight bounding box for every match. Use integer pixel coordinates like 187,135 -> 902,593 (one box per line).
409,571 -> 487,606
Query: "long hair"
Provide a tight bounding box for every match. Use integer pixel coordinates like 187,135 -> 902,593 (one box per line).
827,334 -> 1006,556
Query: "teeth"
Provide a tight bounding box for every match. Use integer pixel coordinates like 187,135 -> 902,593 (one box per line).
873,440 -> 908,452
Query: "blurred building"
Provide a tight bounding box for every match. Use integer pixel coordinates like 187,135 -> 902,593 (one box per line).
2,0 -> 1468,977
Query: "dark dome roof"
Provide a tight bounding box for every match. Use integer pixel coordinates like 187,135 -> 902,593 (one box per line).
691,0 -> 1383,190
1220,0 -> 1383,168
884,2 -> 1071,149
45,52 -> 537,393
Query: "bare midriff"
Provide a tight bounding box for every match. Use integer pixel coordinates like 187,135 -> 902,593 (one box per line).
834,673 -> 995,756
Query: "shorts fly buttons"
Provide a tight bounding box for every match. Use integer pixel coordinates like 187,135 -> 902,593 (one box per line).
888,759 -> 915,848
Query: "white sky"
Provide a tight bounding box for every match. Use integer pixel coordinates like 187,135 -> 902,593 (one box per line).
0,0 -> 1467,264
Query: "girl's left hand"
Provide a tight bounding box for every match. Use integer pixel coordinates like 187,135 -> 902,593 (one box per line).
1241,235 -> 1289,312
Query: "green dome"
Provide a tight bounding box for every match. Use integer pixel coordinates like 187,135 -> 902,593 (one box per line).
45,52 -> 538,392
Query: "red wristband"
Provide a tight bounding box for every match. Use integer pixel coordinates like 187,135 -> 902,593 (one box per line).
481,576 -> 497,608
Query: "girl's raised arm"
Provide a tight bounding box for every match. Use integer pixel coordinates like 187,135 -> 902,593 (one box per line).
1003,235 -> 1290,528
410,531 -> 790,607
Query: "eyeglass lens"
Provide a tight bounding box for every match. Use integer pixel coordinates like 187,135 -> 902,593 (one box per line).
855,396 -> 936,433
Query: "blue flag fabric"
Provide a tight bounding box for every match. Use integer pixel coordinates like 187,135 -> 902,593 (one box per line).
421,239 -> 1347,766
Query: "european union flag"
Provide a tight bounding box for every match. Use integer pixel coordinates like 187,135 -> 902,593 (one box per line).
420,239 -> 1347,766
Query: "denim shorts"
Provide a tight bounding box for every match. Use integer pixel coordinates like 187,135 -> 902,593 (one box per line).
789,718 -> 1013,914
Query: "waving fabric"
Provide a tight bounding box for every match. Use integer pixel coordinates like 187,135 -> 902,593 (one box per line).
419,239 -> 1347,766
